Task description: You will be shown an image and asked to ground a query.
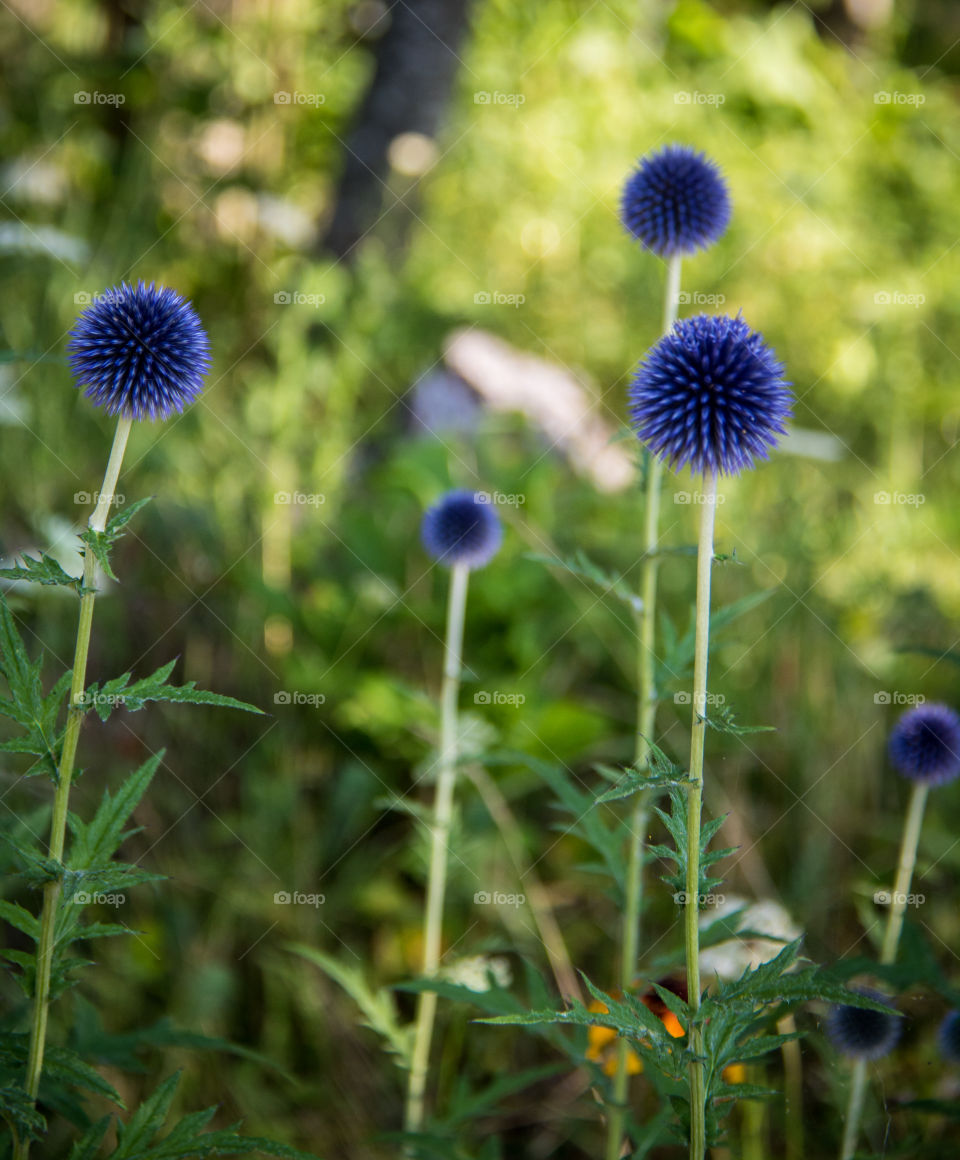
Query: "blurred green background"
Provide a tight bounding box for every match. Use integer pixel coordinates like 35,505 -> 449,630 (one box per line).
2,0 -> 960,1154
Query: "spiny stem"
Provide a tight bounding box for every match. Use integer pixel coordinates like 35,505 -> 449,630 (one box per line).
605,254 -> 681,1160
404,562 -> 469,1136
684,469 -> 717,1160
18,415 -> 132,1160
839,779 -> 928,1160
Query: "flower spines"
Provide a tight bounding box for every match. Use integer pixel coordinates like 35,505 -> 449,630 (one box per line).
629,313 -> 793,477
620,145 -> 731,258
68,281 -> 211,420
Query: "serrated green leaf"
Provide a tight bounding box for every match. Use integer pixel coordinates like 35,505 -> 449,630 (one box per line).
703,704 -> 775,737
292,945 -> 411,1065
0,552 -> 83,593
84,662 -> 262,722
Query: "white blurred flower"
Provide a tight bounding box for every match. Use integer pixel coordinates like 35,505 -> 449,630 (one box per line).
439,954 -> 512,993
699,895 -> 802,981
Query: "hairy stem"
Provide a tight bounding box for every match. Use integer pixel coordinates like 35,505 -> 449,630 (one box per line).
404,562 -> 469,1135
605,251 -> 681,1160
839,779 -> 928,1160
18,415 -> 132,1159
684,470 -> 717,1160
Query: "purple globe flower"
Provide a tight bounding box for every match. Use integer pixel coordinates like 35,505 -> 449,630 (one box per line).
938,1010 -> 960,1064
620,145 -> 731,258
421,490 -> 502,569
68,281 -> 211,420
629,313 -> 793,477
888,703 -> 960,786
826,989 -> 902,1061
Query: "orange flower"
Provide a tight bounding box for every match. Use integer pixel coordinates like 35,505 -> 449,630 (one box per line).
585,987 -> 744,1084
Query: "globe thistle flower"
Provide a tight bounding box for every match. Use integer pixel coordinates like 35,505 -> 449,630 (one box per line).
68,281 -> 211,420
629,313 -> 793,477
888,703 -> 960,787
938,1010 -> 960,1063
620,145 -> 731,258
421,490 -> 502,569
826,990 -> 902,1061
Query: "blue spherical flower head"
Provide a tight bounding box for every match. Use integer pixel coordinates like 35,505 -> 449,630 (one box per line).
421,490 -> 502,569
938,1010 -> 960,1064
68,281 -> 211,420
826,989 -> 902,1061
888,703 -> 960,786
629,313 -> 793,477
621,145 -> 731,257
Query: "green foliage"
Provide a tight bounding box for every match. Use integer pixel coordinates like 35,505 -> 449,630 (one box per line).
593,739 -> 691,805
78,499 -> 153,583
291,945 -> 412,1067
84,660 -> 263,722
0,553 -> 84,594
648,786 -> 737,899
0,595 -> 71,780
66,1072 -> 317,1159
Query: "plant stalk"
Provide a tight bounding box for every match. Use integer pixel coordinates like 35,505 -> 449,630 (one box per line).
605,252 -> 681,1160
839,779 -> 928,1160
18,415 -> 132,1160
404,561 -> 470,1135
684,469 -> 718,1160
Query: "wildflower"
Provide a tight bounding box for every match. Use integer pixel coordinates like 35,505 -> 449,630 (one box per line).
826,990 -> 902,1061
586,982 -> 745,1082
629,313 -> 792,477
68,281 -> 211,420
620,145 -> 731,258
421,489 -> 502,569
888,703 -> 960,786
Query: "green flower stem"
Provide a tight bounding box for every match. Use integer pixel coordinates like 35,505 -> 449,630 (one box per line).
404,561 -> 470,1136
839,779 -> 929,1160
18,415 -> 132,1160
685,469 -> 718,1160
605,254 -> 682,1160
879,780 -> 928,966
